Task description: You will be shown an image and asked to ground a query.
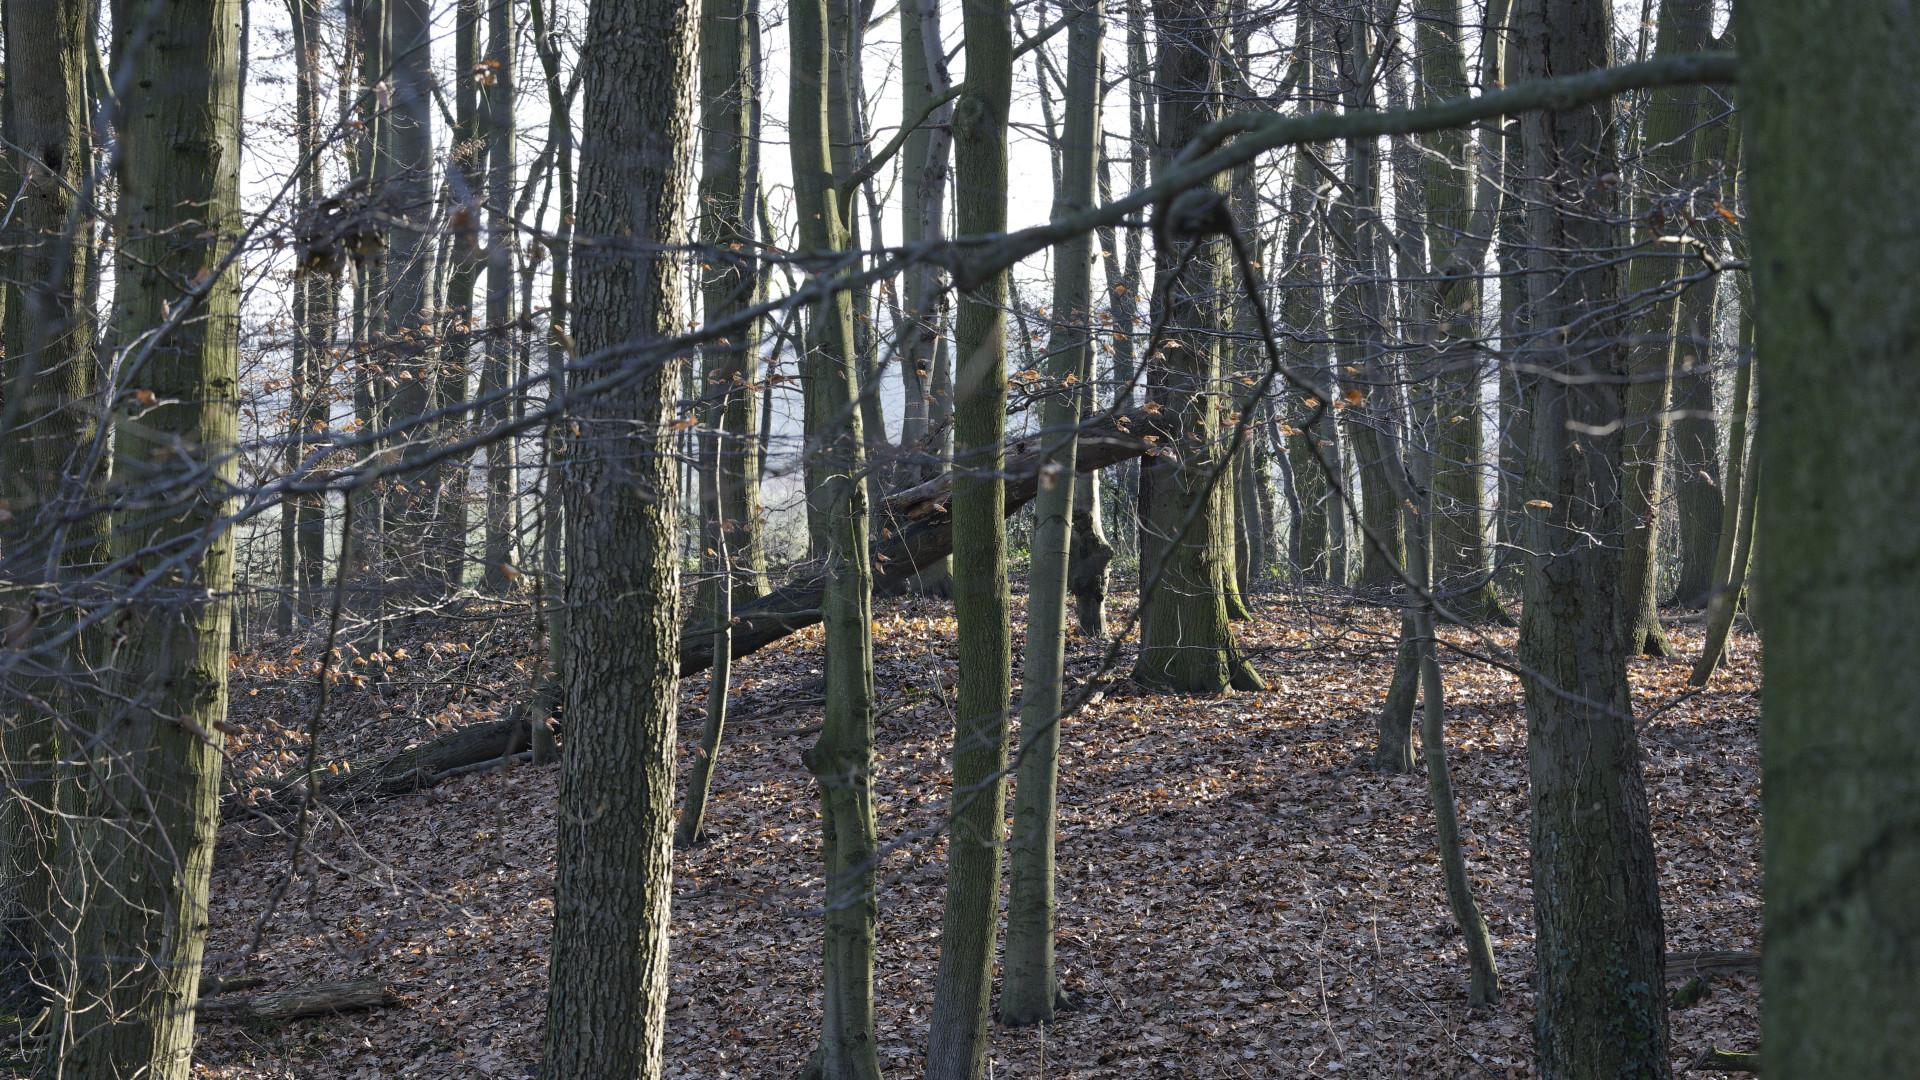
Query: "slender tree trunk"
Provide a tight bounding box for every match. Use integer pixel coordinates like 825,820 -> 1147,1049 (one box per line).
1513,2 -> 1670,1075
676,461 -> 731,848
1416,0 -> 1507,623
1688,305 -> 1753,688
1618,0 -> 1713,657
1002,0 -> 1100,1029
531,0 -> 574,683
1668,103 -> 1736,608
1327,6 -> 1405,597
789,0 -> 882,1071
925,0 -> 1015,1070
438,0 -> 484,589
903,0 -> 957,596
383,0 -> 435,589
539,0 -> 697,1071
698,0 -> 770,608
480,0 -> 518,591
1666,276 -> 1720,607
62,1 -> 241,1073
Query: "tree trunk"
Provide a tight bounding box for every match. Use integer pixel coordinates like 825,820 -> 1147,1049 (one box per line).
1617,0 -> 1713,656
62,2 -> 241,1073
480,0 -> 518,592
1688,309 -> 1753,688
1742,5 -> 1920,1073
0,0 -> 102,1011
530,0 -> 574,684
539,0 -> 697,1072
1513,2 -> 1671,1075
1132,0 -> 1261,694
902,0 -> 956,597
698,0 -> 770,609
1666,273 -> 1721,608
291,0 -> 336,612
383,0 -> 437,589
924,0 -> 1015,1070
790,0 -> 883,1070
1416,0 -> 1507,624
436,0 -> 483,589
1002,0 -> 1100,1029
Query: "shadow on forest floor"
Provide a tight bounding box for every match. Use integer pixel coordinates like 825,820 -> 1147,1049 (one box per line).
199,588 -> 1761,1079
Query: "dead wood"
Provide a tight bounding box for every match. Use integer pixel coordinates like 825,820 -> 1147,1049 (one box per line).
1667,950 -> 1760,979
1690,1043 -> 1760,1073
197,979 -> 398,1023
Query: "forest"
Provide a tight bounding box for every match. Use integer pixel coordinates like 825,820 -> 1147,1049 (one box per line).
0,0 -> 1908,1076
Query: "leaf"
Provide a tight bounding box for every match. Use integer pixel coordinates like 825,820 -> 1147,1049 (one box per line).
1526,499 -> 1554,508
1343,388 -> 1365,405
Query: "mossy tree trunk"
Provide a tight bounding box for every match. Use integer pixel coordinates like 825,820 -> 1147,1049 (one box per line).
1513,1 -> 1671,1076
790,0 -> 883,1070
1742,5 -> 1920,1074
1002,0 -> 1101,1029
539,0 -> 697,1071
924,0 -> 1015,1070
1132,0 -> 1261,694
62,1 -> 241,1073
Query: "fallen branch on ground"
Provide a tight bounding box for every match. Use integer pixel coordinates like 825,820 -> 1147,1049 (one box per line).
1668,950 -> 1760,979
1691,1043 -> 1760,1073
197,979 -> 398,1024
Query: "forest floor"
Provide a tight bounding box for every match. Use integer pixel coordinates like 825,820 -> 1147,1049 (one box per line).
196,585 -> 1762,1079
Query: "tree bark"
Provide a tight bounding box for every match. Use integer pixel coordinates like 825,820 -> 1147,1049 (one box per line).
925,0 -> 1015,1069
0,0 -> 102,1012
1687,311 -> 1753,688
479,0 -> 518,592
1743,9 -> 1920,1075
1132,0 -> 1262,694
1003,0 -> 1100,1028
539,0 -> 697,1072
62,2 -> 241,1074
790,0 -> 883,1070
1513,2 -> 1671,1076
1617,0 -> 1713,657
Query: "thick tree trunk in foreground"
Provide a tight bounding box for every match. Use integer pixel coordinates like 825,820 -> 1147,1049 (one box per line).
540,0 -> 696,1072
0,0 -> 101,1010
62,2 -> 241,1074
925,0 -> 1014,1071
1744,6 -> 1920,1075
1003,0 -> 1101,1028
1513,1 -> 1670,1077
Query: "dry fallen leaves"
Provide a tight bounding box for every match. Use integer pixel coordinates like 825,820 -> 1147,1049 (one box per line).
198,588 -> 1761,1079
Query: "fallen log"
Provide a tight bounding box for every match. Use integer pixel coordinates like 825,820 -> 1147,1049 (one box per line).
229,685 -> 558,817
1667,950 -> 1760,979
1691,1043 -> 1760,1073
199,973 -> 269,997
678,406 -> 1171,676
197,979 -> 397,1023
236,413 -> 1168,810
